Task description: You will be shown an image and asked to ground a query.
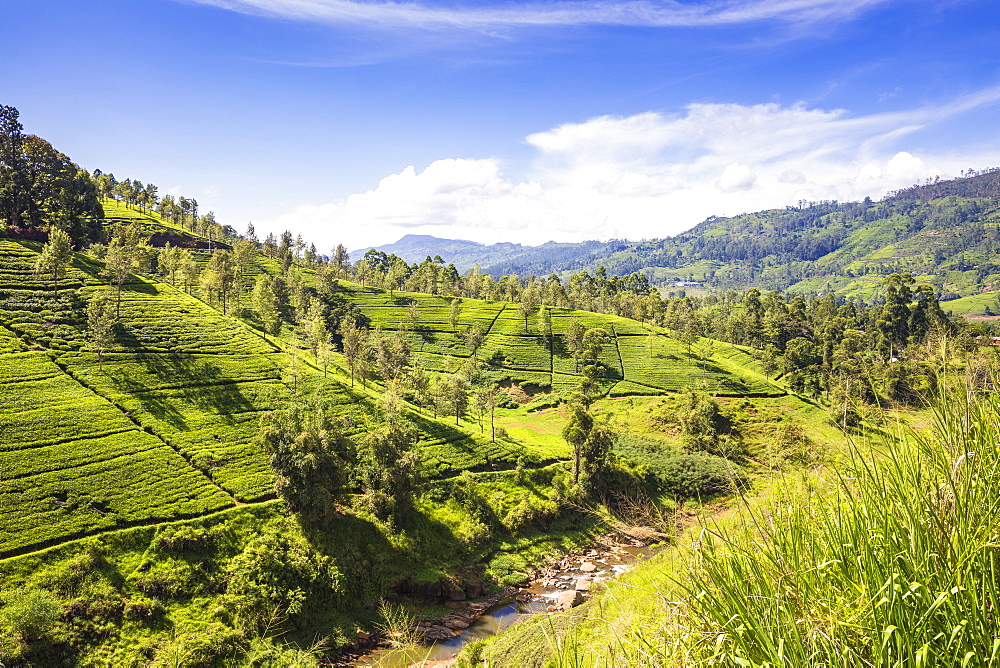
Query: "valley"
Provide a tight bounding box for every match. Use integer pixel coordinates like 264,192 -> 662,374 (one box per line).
1,115 -> 999,666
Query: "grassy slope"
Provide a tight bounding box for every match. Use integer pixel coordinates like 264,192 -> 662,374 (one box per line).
472,396 -> 1000,667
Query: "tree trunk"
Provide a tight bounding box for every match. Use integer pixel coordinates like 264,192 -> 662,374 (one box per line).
573,445 -> 581,486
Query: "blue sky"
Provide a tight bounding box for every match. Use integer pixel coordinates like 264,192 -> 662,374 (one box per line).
4,0 -> 1000,252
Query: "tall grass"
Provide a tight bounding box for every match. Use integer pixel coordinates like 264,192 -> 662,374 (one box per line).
535,379 -> 1000,666
682,384 -> 1000,666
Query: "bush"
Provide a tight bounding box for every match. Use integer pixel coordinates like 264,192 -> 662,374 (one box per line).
503,494 -> 559,532
495,392 -> 519,409
488,553 -> 528,587
123,596 -> 165,623
1,587 -> 62,639
151,525 -> 215,553
657,454 -> 747,499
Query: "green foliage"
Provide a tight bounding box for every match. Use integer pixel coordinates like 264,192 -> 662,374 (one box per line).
656,453 -> 748,498
359,422 -> 422,526
678,389 -> 724,454
488,552 -> 529,587
0,587 -> 61,639
256,399 -> 355,524
224,523 -> 342,632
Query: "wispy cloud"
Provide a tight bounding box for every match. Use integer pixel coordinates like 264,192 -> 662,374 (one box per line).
188,0 -> 891,32
263,85 -> 1000,251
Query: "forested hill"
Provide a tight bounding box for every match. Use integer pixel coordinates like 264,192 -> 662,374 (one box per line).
353,234 -> 621,276
368,169 -> 1000,306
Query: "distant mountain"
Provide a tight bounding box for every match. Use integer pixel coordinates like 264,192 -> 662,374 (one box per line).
358,169 -> 1000,311
352,234 -> 623,276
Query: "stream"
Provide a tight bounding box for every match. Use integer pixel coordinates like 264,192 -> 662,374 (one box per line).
354,543 -> 657,667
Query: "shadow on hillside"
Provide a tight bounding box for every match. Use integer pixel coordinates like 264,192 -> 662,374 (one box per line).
107,351 -> 257,430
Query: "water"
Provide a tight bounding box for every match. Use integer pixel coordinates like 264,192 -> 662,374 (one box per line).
355,543 -> 657,666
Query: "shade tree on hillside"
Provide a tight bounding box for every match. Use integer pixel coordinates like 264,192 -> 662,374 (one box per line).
200,250 -> 238,314
34,226 -> 73,297
86,293 -> 116,372
562,401 -> 615,492
340,316 -> 366,388
563,318 -> 586,371
252,274 -> 282,340
579,327 -> 613,406
474,383 -> 500,441
256,401 -> 354,526
104,223 -> 151,318
358,421 -> 422,527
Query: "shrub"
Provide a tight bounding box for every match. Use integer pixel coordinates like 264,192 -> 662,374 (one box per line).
123,596 -> 165,623
657,454 -> 747,499
495,392 -> 519,409
1,588 -> 62,640
488,553 -> 528,587
503,494 -> 560,532
525,393 -> 562,412
151,525 -> 214,553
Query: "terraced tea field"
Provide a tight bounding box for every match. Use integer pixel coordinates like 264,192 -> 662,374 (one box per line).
0,235 -> 782,560
0,351 -> 234,556
340,283 -> 781,398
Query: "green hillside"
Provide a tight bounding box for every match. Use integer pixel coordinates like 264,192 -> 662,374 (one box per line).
0,226 -> 824,666
0,231 -> 781,544
339,282 -> 781,399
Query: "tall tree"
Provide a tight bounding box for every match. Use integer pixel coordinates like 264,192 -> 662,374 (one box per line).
340,317 -> 365,388
158,243 -> 181,286
231,239 -> 257,309
359,422 -> 422,526
332,244 -> 350,277
447,372 -> 470,425
86,293 -> 115,372
202,250 -> 236,313
252,274 -> 281,340
465,321 -> 486,360
104,223 -> 149,318
562,403 -> 593,487
303,296 -> 328,359
180,249 -> 200,293
34,227 -> 73,297
449,298 -> 462,333
562,401 -> 615,491
564,318 -> 586,371
0,105 -> 27,227
256,400 -> 353,525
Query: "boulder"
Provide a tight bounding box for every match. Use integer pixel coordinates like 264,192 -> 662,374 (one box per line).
443,617 -> 470,630
574,578 -> 592,591
414,580 -> 443,599
355,629 -> 371,641
556,590 -> 584,609
580,562 -> 597,573
424,625 -> 458,640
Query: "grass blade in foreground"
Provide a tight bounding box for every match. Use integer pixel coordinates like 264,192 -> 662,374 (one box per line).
683,387 -> 1000,666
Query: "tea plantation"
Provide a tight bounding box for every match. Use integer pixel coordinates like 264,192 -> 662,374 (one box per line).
338,283 -> 780,397
0,234 -> 781,566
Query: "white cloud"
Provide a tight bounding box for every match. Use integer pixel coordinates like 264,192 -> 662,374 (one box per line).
719,162 -> 756,192
265,90 -> 1000,252
188,0 -> 890,32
